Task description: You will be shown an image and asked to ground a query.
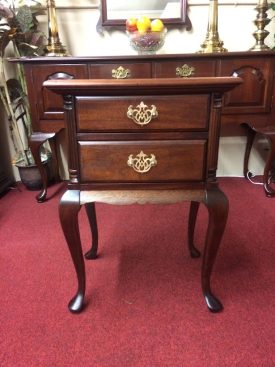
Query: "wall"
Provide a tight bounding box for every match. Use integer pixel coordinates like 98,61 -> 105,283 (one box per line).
2,0 -> 275,180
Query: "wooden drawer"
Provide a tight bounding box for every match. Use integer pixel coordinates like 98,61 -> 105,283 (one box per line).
89,63 -> 151,79
153,60 -> 216,78
78,140 -> 206,182
76,95 -> 210,132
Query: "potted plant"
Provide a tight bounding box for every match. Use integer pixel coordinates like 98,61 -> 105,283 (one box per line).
0,0 -> 52,189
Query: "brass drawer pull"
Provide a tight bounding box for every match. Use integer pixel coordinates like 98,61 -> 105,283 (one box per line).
112,66 -> 130,79
127,151 -> 157,173
176,64 -> 195,78
127,101 -> 158,126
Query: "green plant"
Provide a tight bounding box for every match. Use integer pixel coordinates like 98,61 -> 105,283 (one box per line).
0,0 -> 47,166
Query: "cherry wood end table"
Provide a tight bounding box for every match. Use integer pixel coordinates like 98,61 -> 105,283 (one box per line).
44,77 -> 242,313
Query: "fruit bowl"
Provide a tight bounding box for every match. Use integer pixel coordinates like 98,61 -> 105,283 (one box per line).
127,29 -> 167,55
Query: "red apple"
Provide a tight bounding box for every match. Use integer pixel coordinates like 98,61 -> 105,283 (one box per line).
126,17 -> 138,32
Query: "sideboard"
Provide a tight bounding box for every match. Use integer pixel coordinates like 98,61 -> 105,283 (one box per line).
13,51 -> 275,201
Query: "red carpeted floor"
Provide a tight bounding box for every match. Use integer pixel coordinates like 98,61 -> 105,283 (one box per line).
0,178 -> 274,367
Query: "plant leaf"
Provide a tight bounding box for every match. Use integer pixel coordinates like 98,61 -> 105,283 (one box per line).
16,5 -> 34,33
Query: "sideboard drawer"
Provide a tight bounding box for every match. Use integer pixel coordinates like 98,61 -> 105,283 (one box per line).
76,95 -> 210,132
153,60 -> 216,78
89,63 -> 151,79
78,140 -> 206,182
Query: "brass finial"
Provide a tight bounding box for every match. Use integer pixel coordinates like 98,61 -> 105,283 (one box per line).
198,0 -> 227,53
250,0 -> 270,51
45,0 -> 68,56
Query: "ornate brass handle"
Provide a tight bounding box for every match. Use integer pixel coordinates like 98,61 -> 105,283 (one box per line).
127,101 -> 158,126
112,66 -> 130,79
176,64 -> 195,78
127,151 -> 157,173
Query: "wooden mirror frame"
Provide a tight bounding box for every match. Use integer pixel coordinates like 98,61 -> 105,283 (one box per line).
100,0 -> 191,29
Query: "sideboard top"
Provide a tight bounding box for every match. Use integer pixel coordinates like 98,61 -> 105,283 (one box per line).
9,50 -> 275,64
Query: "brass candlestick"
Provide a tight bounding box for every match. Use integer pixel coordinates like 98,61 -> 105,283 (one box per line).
250,0 -> 270,51
199,0 -> 227,53
45,0 -> 68,56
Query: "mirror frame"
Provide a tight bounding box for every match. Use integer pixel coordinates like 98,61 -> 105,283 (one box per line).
100,0 -> 191,29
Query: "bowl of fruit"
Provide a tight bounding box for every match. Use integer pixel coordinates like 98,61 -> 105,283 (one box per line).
126,16 -> 167,55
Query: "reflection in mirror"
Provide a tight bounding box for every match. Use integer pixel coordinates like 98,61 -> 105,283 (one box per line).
100,0 -> 190,28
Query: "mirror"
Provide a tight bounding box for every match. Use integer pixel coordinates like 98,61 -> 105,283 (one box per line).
100,0 -> 191,28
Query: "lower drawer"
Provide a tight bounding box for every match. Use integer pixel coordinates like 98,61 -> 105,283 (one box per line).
79,140 -> 206,182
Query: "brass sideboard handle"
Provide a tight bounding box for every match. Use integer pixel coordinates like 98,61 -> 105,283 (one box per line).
176,64 -> 195,78
112,66 -> 131,79
127,101 -> 158,126
127,151 -> 157,173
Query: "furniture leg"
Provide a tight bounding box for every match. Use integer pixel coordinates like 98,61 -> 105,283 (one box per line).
84,202 -> 99,259
48,134 -> 60,182
202,188 -> 229,313
241,122 -> 257,179
263,134 -> 275,197
188,201 -> 201,258
59,190 -> 85,313
29,132 -> 56,202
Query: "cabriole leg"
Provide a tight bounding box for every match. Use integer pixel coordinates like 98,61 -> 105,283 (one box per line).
188,201 -> 201,258
84,202 -> 99,259
59,190 -> 85,313
202,188 -> 229,313
29,132 -> 56,203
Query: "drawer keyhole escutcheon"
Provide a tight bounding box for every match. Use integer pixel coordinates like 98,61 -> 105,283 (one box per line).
127,151 -> 157,173
176,64 -> 195,78
112,66 -> 131,79
127,101 -> 158,126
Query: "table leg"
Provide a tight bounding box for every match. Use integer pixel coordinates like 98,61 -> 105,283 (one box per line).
263,134 -> 275,197
188,201 -> 201,258
29,132 -> 58,202
84,202 -> 99,259
202,188 -> 229,313
59,190 -> 85,313
48,135 -> 60,183
241,123 -> 257,179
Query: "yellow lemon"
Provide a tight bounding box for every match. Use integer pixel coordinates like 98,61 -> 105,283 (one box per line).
137,16 -> 151,33
151,19 -> 164,32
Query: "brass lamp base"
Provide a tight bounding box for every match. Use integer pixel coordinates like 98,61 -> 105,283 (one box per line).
45,0 -> 68,57
198,0 -> 227,54
250,0 -> 270,51
199,34 -> 227,53
45,41 -> 68,57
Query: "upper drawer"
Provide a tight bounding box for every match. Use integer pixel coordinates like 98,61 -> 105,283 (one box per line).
78,140 -> 206,182
153,60 -> 216,78
76,95 -> 210,132
89,63 -> 151,79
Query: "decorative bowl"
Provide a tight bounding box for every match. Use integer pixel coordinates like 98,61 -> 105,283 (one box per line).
127,29 -> 167,55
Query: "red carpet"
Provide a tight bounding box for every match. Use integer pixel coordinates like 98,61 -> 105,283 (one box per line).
0,178 -> 274,366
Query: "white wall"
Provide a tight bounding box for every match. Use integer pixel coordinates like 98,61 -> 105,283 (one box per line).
2,1 -> 275,180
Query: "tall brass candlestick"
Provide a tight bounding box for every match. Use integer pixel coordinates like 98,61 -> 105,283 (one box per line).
199,0 -> 227,53
250,0 -> 270,51
45,0 -> 68,56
